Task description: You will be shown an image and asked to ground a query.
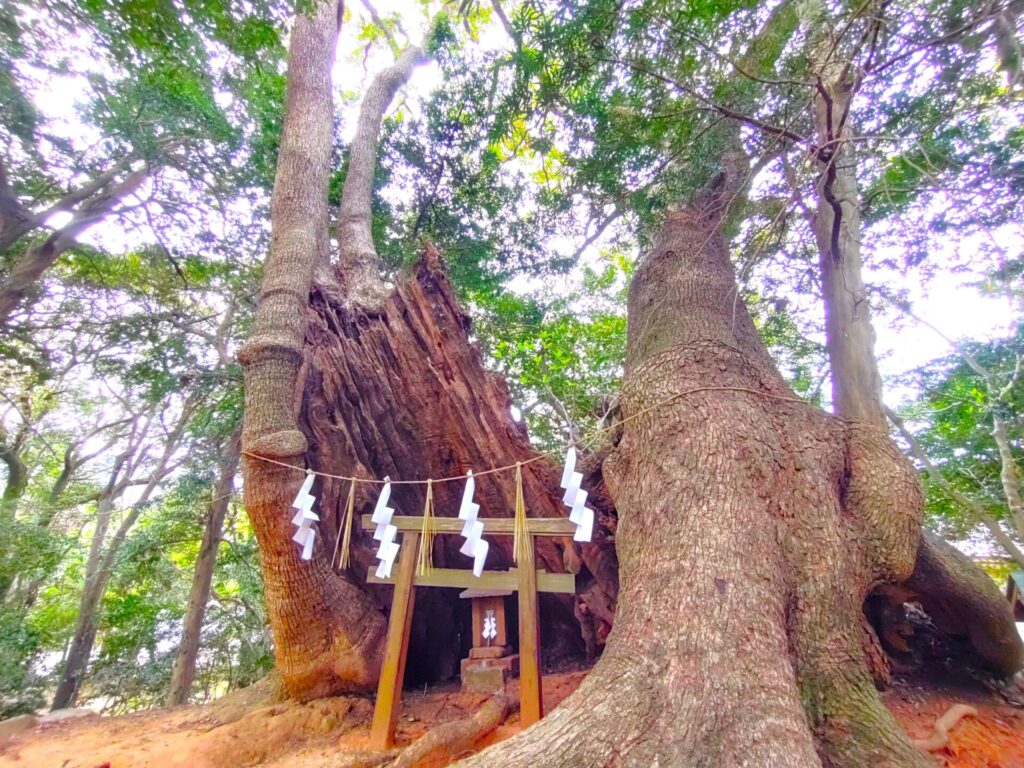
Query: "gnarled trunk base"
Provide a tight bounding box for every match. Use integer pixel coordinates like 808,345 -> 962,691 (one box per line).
454,204 -> 936,767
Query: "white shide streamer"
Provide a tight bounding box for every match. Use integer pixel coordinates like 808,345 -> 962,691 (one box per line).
458,470 -> 489,577
290,472 -> 318,561
559,447 -> 594,542
372,478 -> 400,578
482,609 -> 498,642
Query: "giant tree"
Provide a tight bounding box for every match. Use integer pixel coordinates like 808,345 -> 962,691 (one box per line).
239,0 -> 1023,765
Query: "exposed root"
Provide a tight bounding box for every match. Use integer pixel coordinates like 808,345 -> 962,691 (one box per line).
388,695 -> 513,768
906,532 -> 1024,677
333,752 -> 397,768
912,703 -> 978,752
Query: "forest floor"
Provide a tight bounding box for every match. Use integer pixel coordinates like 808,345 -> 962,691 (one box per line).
2,663 -> 1023,768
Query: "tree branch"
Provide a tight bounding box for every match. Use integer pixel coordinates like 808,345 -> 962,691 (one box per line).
0,164 -> 151,325
602,57 -> 810,145
886,404 -> 1024,567
336,44 -> 426,299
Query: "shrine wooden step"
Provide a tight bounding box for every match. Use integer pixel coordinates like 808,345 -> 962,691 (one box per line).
366,565 -> 575,594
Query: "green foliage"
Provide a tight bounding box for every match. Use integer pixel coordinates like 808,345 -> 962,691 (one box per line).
478,251 -> 631,448
895,326 -> 1024,540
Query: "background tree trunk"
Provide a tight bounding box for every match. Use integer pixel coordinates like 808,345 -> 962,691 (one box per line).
51,401 -> 190,709
455,189 -> 933,768
166,429 -> 241,706
810,66 -> 1023,678
812,77 -> 885,426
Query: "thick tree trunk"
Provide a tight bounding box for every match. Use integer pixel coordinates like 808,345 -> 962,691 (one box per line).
238,0 -> 392,701
811,71 -> 1023,678
166,429 -> 241,706
456,194 -> 934,767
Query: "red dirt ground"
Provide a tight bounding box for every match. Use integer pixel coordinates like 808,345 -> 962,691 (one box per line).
2,665 -> 1022,767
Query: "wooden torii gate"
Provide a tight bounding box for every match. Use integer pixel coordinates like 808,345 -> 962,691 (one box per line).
362,514 -> 577,750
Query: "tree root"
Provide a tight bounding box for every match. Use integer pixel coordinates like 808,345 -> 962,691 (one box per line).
911,703 -> 977,752
906,532 -> 1024,677
388,695 -> 513,768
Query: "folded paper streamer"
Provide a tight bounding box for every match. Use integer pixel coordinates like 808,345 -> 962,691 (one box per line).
482,609 -> 498,642
458,470 -> 489,577
372,478 -> 400,579
559,447 -> 594,542
291,471 -> 318,561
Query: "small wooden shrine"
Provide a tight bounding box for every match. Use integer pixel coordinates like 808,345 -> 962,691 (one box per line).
459,587 -> 517,691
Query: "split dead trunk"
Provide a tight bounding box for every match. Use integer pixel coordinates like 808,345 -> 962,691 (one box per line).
166,428 -> 242,706
456,191 -> 932,768
298,248 -> 617,683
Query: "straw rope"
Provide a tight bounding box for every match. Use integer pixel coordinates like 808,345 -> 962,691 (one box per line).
242,385 -> 804,485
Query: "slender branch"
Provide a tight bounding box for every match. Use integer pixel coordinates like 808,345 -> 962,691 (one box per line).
601,57 -> 810,145
886,405 -> 1024,567
490,0 -> 518,46
572,207 -> 622,262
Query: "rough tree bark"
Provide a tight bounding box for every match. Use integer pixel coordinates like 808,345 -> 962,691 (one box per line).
238,0 -> 392,701
811,60 -> 1023,678
455,186 -> 933,768
239,4 -> 618,693
166,428 -> 242,706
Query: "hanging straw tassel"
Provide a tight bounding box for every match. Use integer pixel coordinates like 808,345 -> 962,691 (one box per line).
512,462 -> 531,565
332,479 -> 357,570
417,479 -> 435,576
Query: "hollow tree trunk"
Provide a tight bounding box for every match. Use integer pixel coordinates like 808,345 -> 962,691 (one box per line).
298,246 -> 618,683
811,70 -> 1023,677
166,429 -> 241,706
456,192 -> 934,767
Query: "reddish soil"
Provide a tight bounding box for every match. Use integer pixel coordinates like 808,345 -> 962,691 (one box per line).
884,673 -> 1024,768
1,665 -> 1021,767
